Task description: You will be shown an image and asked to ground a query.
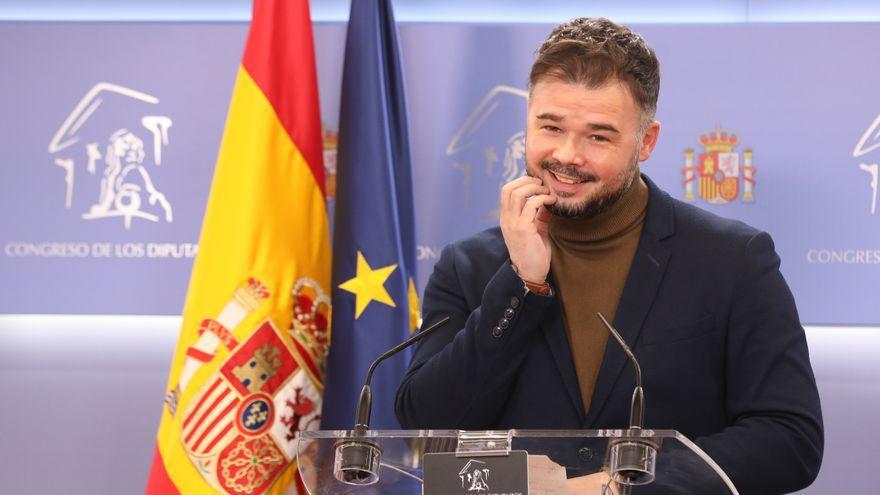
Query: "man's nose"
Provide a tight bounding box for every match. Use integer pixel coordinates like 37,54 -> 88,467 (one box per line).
551,135 -> 586,167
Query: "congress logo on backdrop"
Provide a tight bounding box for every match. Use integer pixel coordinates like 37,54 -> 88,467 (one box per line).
48,82 -> 174,229
854,113 -> 880,215
446,85 -> 528,220
682,126 -> 756,204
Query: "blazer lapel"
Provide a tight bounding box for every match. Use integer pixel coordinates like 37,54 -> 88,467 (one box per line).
583,176 -> 674,428
540,298 -> 587,421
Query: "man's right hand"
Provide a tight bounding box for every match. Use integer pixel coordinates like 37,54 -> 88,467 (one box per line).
499,176 -> 557,283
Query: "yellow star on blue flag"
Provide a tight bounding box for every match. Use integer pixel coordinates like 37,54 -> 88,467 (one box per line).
338,251 -> 397,319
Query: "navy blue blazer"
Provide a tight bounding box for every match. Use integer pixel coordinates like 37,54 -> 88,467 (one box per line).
396,176 -> 823,494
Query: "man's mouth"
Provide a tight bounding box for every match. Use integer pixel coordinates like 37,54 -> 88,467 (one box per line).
550,170 -> 588,185
538,161 -> 596,187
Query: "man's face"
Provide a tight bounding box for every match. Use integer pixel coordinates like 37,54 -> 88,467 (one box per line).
525,78 -> 660,219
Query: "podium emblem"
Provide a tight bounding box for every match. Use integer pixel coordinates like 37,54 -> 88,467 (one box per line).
459,459 -> 491,491
423,450 -> 528,495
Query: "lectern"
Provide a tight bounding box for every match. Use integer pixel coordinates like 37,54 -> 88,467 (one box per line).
295,429 -> 738,494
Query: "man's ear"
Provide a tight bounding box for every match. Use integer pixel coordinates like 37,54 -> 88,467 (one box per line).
638,120 -> 661,162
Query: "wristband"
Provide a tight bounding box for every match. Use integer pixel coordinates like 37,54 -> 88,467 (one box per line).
511,262 -> 553,296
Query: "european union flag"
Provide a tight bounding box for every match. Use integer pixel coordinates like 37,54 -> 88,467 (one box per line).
321,0 -> 419,430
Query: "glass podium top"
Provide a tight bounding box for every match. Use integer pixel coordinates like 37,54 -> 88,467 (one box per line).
295,429 -> 738,494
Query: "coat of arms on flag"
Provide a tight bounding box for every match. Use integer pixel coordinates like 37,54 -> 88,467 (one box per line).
682,126 -> 757,204
177,278 -> 328,495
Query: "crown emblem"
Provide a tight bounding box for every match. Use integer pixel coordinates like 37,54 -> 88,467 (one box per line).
288,278 -> 331,372
699,127 -> 739,153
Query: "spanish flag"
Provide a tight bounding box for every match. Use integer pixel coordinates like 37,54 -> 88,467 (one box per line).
145,0 -> 330,493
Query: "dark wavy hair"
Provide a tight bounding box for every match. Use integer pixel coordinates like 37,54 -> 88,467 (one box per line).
529,17 -> 660,126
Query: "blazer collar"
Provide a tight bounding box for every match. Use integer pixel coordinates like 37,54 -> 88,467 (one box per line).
640,173 -> 676,242
539,288 -> 588,421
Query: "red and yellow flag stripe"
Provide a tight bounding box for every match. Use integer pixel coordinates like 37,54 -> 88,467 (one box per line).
147,0 -> 329,493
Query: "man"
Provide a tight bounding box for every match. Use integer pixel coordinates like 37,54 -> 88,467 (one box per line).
396,17 -> 823,494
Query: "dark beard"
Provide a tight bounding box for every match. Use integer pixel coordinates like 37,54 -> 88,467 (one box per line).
539,157 -> 639,220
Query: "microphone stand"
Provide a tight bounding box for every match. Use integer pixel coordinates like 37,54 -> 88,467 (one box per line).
597,312 -> 659,488
334,316 -> 451,485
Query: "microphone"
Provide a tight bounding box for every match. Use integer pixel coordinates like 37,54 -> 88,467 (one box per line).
334,315 -> 451,485
597,312 -> 658,487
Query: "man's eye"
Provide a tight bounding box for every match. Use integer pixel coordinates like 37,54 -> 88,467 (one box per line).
542,125 -> 561,133
591,135 -> 609,142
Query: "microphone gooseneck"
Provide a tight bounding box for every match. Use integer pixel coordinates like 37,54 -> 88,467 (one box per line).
597,312 -> 644,429
596,312 -> 658,487
353,315 -> 451,429
334,315 -> 451,486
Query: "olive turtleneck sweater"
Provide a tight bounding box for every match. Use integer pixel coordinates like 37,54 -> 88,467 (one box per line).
548,175 -> 649,415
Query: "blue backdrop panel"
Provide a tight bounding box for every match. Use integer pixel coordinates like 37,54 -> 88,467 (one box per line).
1,22 -> 878,324
0,23 -> 246,314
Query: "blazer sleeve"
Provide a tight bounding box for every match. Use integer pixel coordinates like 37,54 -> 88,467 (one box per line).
694,231 -> 824,494
395,242 -> 555,429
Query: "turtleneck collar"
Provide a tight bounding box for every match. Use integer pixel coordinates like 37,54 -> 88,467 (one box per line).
549,173 -> 649,245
